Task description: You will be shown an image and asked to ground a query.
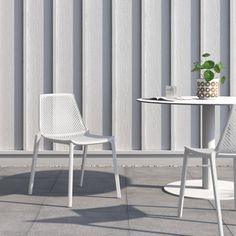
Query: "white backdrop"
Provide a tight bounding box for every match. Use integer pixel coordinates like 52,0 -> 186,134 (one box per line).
0,0 -> 235,153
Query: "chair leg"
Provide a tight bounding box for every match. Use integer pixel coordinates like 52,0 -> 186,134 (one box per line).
111,139 -> 121,198
28,133 -> 41,195
234,158 -> 236,210
177,151 -> 189,218
210,152 -> 224,236
68,143 -> 74,208
80,145 -> 88,187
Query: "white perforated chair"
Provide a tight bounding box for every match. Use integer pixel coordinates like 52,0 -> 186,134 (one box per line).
28,93 -> 121,207
178,105 -> 236,236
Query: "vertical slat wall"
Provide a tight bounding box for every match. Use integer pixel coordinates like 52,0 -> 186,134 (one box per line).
112,0 -> 132,150
171,0 -> 200,150
53,0 -> 80,150
112,0 -> 141,150
0,1 -> 15,149
230,0 -> 236,96
0,0 -> 232,152
83,0 -> 109,150
0,0 -> 23,150
83,0 -> 112,150
141,0 -> 170,150
201,0 -> 221,142
53,0 -> 74,94
24,0 -> 52,150
220,0 -> 230,134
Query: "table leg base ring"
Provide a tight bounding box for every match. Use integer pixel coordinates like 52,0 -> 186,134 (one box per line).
164,179 -> 234,200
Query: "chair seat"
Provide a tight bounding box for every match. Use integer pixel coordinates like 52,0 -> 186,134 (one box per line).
185,146 -> 214,157
43,132 -> 113,145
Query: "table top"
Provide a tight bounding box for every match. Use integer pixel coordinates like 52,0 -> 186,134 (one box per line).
137,96 -> 236,106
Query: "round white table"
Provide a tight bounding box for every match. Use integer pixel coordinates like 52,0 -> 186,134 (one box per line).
138,96 -> 236,200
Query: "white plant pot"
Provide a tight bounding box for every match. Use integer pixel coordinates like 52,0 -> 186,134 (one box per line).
196,78 -> 220,99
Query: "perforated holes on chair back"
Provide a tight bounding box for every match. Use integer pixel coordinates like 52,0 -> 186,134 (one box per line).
216,105 -> 236,153
40,94 -> 86,136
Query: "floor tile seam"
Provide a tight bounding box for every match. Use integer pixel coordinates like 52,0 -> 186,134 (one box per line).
188,167 -> 234,214
25,169 -> 62,236
186,166 -> 226,222
180,166 -> 234,235
208,200 -> 234,236
124,167 -> 131,236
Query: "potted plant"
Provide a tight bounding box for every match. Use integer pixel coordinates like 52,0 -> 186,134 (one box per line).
192,52 -> 226,99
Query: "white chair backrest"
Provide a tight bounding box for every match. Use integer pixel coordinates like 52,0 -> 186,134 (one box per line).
216,105 -> 236,153
40,94 -> 87,137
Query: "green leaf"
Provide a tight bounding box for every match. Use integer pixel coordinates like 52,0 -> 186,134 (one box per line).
202,53 -> 211,57
220,76 -> 226,84
214,62 -> 223,73
203,70 -> 214,81
192,63 -> 204,72
203,60 -> 215,69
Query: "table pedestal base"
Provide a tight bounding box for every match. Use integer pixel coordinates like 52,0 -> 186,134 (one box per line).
164,179 -> 234,200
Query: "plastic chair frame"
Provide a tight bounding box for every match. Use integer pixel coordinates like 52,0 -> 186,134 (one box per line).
28,93 -> 121,207
178,105 -> 236,236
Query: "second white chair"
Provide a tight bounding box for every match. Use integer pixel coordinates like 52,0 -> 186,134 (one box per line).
28,93 -> 121,207
178,105 -> 236,236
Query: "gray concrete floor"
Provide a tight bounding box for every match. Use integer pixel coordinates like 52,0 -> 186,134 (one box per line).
0,166 -> 236,236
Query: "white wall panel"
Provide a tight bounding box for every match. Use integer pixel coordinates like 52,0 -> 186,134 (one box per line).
0,1 -> 233,154
112,0 -> 141,150
73,0 -> 82,113
0,0 -> 15,149
83,0 -> 110,150
201,0 -> 221,143
219,0 -> 230,134
141,0 -> 170,150
171,0 -> 200,150
53,0 -> 81,150
230,0 -> 236,96
0,0 -> 23,150
102,0 -> 112,150
53,0 -> 74,93
112,0 -> 132,150
24,0 -> 52,151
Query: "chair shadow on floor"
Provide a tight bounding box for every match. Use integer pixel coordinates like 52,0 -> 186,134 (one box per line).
0,169 -> 232,235
31,202 -> 232,236
29,204 -> 192,236
0,169 -> 128,197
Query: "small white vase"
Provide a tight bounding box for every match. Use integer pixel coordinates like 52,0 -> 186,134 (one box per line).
196,78 -> 220,99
